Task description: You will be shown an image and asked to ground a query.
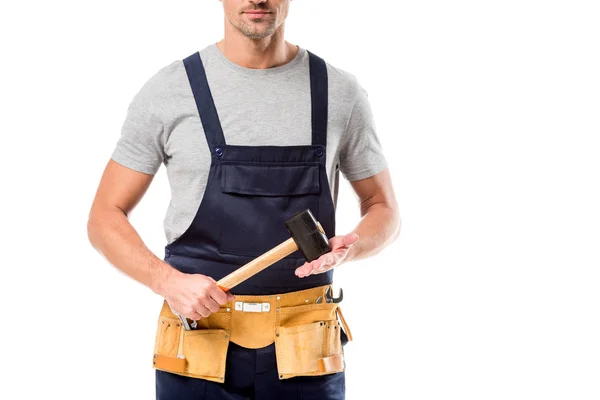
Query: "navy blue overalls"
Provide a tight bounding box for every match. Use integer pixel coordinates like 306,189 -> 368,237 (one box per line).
156,50 -> 345,399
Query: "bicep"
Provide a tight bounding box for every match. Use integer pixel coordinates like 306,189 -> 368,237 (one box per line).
349,168 -> 399,216
90,159 -> 155,218
338,77 -> 388,182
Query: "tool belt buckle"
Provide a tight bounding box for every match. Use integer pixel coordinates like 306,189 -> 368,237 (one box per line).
234,301 -> 271,313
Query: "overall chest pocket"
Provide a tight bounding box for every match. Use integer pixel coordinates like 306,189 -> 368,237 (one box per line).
218,161 -> 321,258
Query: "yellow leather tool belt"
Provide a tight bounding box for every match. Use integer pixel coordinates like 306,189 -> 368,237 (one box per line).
152,284 -> 353,383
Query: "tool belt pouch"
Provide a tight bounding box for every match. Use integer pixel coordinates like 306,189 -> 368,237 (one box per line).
152,301 -> 231,383
274,301 -> 353,380
152,286 -> 353,382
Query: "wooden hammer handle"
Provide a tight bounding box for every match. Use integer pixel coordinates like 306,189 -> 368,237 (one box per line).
216,237 -> 299,292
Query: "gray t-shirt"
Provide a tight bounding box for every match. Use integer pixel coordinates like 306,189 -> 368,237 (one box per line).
111,43 -> 388,245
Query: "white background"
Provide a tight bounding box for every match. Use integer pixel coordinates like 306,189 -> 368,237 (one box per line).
1,1 -> 599,399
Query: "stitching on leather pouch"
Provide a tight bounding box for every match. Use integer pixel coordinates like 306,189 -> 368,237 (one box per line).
279,321 -> 323,334
182,329 -> 229,378
275,320 -> 339,378
322,322 -> 328,357
278,303 -> 337,313
156,317 -> 181,357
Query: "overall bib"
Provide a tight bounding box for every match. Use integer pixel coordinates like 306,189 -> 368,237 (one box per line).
154,50 -> 348,400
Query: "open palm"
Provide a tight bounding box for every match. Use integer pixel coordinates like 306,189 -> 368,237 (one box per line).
294,233 -> 359,278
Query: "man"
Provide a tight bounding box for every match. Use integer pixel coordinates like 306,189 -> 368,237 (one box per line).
87,0 -> 401,398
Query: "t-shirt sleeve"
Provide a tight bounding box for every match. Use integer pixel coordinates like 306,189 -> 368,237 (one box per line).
111,68 -> 167,175
338,77 -> 389,181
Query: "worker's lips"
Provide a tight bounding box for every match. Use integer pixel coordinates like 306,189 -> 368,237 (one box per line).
244,11 -> 272,17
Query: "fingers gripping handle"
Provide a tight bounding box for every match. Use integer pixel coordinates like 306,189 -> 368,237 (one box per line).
170,237 -> 298,331
217,237 -> 299,291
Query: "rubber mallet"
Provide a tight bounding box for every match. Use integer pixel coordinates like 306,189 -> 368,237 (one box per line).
217,208 -> 331,292
175,208 -> 330,330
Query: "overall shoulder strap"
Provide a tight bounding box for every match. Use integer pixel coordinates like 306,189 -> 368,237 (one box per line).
182,51 -> 226,150
307,51 -> 328,147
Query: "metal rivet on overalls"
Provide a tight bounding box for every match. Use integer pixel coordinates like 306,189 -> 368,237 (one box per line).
220,377 -> 224,381
226,308 -> 230,312
276,333 -> 279,337
225,334 -> 229,338
215,147 -> 223,157
315,148 -> 323,156
280,375 -> 283,379
276,296 -> 280,300
305,300 -> 309,303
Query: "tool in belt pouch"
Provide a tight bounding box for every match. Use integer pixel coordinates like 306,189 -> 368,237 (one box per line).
152,209 -> 353,382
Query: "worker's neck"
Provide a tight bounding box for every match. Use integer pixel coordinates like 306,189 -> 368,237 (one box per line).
216,28 -> 298,70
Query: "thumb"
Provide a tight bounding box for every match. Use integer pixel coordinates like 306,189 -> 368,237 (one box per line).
343,232 -> 359,246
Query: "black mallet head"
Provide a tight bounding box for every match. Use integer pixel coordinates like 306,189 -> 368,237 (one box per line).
284,209 -> 331,262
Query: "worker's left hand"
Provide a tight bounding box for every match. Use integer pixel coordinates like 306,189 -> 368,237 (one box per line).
295,232 -> 359,278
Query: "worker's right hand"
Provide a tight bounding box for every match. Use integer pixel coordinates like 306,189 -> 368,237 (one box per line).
156,266 -> 235,321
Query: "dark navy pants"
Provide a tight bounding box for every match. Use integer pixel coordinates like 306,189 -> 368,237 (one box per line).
156,342 -> 345,400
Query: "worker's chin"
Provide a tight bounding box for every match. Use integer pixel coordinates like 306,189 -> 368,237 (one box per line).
238,24 -> 276,39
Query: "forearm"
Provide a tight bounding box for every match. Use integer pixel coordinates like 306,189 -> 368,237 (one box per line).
344,203 -> 401,263
87,207 -> 173,294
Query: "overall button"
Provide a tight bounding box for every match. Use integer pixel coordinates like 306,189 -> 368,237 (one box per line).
215,147 -> 223,157
315,148 -> 324,156
165,249 -> 171,258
